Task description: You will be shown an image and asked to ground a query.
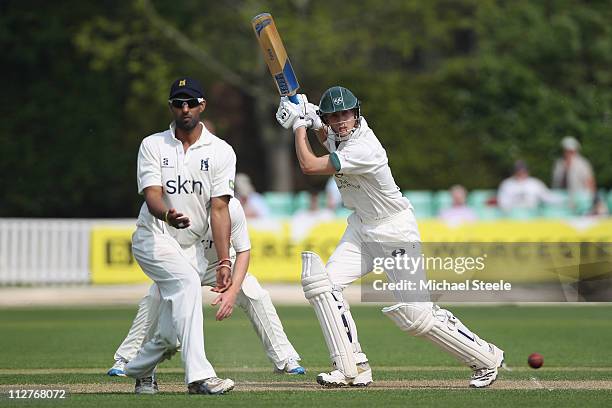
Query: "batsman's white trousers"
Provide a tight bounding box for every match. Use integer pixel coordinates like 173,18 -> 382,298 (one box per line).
114,273 -> 300,370
325,209 -> 502,371
327,209 -> 422,290
126,227 -> 215,384
303,209 -> 422,369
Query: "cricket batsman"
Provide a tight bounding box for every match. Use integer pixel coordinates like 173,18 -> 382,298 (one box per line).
275,86 -> 505,388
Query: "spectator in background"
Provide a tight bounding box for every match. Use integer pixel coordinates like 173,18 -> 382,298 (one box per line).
589,194 -> 609,218
292,188 -> 335,241
234,173 -> 270,219
551,136 -> 596,199
498,160 -> 561,212
325,176 -> 342,211
438,185 -> 477,225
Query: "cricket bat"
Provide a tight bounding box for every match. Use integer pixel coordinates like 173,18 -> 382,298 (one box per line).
251,13 -> 300,104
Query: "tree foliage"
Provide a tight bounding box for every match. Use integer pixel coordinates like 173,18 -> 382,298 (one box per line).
1,0 -> 611,216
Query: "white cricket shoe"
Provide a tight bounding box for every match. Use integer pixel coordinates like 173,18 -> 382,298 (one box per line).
188,377 -> 235,395
274,357 -> 306,375
135,375 -> 158,394
316,362 -> 372,387
469,345 -> 505,388
107,358 -> 127,377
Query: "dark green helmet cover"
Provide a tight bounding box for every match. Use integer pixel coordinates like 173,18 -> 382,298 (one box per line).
318,86 -> 360,115
317,86 -> 362,142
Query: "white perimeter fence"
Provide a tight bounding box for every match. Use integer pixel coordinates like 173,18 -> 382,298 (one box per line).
0,219 -> 134,285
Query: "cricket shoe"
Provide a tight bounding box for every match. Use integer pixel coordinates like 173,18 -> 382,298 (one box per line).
188,377 -> 235,395
274,357 -> 306,375
469,345 -> 505,388
107,358 -> 127,377
135,375 -> 158,395
316,362 -> 372,387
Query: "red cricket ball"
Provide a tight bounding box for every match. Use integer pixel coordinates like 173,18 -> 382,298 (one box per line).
528,352 -> 544,369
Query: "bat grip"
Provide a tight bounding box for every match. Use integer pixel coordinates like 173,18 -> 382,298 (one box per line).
288,94 -> 299,104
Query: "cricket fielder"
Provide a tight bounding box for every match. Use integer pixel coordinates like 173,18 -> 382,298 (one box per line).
125,77 -> 235,395
107,198 -> 304,378
275,86 -> 505,388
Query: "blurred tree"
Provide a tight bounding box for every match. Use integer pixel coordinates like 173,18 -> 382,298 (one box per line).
435,1 -> 612,187
1,0 -> 611,217
0,1 -> 138,217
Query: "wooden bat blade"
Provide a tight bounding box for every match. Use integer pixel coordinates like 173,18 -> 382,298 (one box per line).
252,12 -> 299,103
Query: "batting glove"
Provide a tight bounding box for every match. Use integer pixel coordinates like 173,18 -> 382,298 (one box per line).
276,95 -> 308,132
305,102 -> 323,130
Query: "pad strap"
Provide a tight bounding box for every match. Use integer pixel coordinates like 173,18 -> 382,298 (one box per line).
383,303 -> 502,370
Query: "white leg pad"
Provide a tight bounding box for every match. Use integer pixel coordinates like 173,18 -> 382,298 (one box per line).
330,287 -> 368,364
383,303 -> 502,370
302,251 -> 358,378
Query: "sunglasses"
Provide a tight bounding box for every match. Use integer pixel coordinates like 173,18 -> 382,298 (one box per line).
168,98 -> 204,109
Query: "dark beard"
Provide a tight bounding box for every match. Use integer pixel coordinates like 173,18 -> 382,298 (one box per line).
175,117 -> 198,131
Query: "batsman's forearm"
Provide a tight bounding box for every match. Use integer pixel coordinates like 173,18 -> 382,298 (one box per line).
210,201 -> 231,261
314,128 -> 328,148
294,129 -> 335,175
294,129 -> 318,174
228,250 -> 250,294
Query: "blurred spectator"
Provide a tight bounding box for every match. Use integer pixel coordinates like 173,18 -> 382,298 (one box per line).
296,189 -> 335,219
498,160 -> 561,212
325,176 -> 342,211
551,136 -> 595,198
291,189 -> 335,241
588,194 -> 609,217
439,185 -> 477,225
234,173 -> 270,219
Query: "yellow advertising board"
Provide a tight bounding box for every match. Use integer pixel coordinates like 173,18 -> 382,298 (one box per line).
90,219 -> 612,284
90,227 -> 150,284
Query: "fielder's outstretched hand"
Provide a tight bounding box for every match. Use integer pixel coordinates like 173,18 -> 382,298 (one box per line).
211,266 -> 232,293
211,290 -> 237,321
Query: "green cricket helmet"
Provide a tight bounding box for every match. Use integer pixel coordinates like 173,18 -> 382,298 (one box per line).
317,86 -> 361,141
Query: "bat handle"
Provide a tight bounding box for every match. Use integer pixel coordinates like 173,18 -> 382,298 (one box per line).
288,94 -> 299,104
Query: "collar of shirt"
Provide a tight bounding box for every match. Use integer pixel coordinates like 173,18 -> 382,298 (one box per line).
168,121 -> 212,147
327,117 -> 371,151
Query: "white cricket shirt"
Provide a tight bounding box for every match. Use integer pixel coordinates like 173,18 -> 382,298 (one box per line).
201,198 -> 252,268
497,176 -> 560,210
136,122 -> 236,247
326,118 -> 411,223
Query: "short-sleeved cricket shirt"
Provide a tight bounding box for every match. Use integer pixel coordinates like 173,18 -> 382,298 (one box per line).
136,122 -> 236,247
326,118 -> 411,222
201,198 -> 251,267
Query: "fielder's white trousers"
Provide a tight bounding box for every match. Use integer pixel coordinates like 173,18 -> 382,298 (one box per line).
114,273 -> 300,371
125,227 -> 216,384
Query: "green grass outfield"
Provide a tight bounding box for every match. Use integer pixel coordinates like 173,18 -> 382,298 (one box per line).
1,304 -> 611,407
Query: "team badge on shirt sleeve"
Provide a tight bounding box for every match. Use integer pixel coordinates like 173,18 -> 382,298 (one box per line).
161,157 -> 175,168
